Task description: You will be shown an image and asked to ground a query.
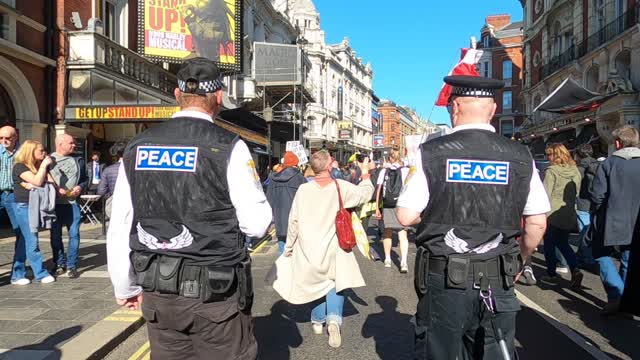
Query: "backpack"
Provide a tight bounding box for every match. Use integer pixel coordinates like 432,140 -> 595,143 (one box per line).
382,167 -> 403,208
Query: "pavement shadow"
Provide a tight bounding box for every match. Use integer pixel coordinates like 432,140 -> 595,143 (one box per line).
362,296 -> 413,360
0,325 -> 82,359
41,243 -> 108,275
253,300 -> 303,359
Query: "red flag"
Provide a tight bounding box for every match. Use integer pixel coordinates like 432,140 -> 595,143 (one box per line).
435,48 -> 484,106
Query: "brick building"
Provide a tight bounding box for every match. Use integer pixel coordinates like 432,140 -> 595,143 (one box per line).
477,14 -> 525,138
378,100 -> 418,156
0,1 -> 55,146
520,0 -> 640,157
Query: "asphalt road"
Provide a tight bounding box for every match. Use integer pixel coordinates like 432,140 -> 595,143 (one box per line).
106,234 -> 638,360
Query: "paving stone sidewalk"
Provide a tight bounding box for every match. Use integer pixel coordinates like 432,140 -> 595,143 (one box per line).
0,224 -> 119,358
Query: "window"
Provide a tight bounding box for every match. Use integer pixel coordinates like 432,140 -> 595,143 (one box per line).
390,111 -> 395,119
97,0 -> 117,41
391,124 -> 395,131
0,0 -> 15,42
483,61 -> 489,77
500,120 -> 514,138
483,36 -> 490,48
502,60 -> 512,84
553,22 -> 562,57
503,91 -> 512,111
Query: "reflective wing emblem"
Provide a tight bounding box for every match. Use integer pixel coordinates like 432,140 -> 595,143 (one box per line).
137,223 -> 194,250
444,229 -> 470,254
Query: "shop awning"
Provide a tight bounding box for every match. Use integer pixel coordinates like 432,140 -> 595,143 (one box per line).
219,108 -> 299,143
545,128 -> 576,148
534,78 -> 616,114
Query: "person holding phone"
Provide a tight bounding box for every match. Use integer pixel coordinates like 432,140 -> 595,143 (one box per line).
10,140 -> 56,285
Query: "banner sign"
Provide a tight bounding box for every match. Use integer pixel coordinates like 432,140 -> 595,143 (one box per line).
285,141 -> 300,151
337,121 -> 352,140
373,134 -> 384,148
138,0 -> 242,71
253,42 -> 302,85
65,106 -> 180,121
290,144 -> 308,165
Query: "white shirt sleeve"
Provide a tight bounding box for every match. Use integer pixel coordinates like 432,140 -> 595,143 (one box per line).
396,151 -> 430,213
227,139 -> 273,238
523,162 -> 551,215
376,168 -> 386,185
106,163 -> 142,299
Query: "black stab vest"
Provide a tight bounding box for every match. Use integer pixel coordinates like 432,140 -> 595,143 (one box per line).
416,129 -> 533,259
123,117 -> 245,266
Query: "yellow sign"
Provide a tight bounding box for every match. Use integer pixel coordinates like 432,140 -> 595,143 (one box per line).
140,0 -> 241,70
72,106 -> 180,120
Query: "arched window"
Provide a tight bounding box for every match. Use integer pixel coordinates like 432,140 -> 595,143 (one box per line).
615,50 -> 631,81
585,65 -> 599,92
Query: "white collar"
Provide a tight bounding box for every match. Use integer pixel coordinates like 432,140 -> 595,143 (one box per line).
451,123 -> 495,133
172,110 -> 214,123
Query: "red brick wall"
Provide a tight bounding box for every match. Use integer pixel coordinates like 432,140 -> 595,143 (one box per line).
16,0 -> 45,24
378,105 -> 400,149
64,0 -> 92,30
129,0 -> 138,51
4,55 -> 48,123
15,1 -> 46,54
486,15 -> 511,30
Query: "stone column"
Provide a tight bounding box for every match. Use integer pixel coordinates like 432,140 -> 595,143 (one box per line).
630,31 -> 640,91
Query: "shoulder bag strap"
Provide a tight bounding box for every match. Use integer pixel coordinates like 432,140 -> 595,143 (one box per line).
334,180 -> 344,211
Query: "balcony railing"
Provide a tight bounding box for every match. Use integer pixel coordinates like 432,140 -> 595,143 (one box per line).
540,4 -> 639,79
67,31 -> 176,96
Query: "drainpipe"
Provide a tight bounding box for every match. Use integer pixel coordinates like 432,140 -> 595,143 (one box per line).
55,0 -> 66,134
44,0 -> 55,150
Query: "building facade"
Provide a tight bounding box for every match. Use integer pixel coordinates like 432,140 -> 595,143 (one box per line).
283,0 -> 374,157
520,0 -> 640,157
0,0 -> 54,145
477,14 -> 525,138
378,100 -> 435,156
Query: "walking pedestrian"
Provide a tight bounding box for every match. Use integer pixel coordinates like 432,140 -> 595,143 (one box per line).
375,150 -> 410,273
266,151 -> 306,255
107,57 -> 272,359
49,134 -> 87,279
396,75 -> 550,360
10,140 -> 56,285
86,151 -> 105,194
272,150 -> 374,348
0,126 -> 20,253
541,143 -> 584,287
96,144 -> 124,219
575,143 -> 599,267
589,125 -> 640,315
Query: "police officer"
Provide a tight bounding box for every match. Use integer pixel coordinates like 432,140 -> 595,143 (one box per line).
396,75 -> 550,359
107,57 -> 272,359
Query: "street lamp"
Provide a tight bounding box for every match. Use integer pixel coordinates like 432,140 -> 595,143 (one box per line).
264,105 -> 273,168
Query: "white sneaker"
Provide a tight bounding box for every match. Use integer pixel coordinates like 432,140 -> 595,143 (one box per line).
400,262 -> 409,273
40,275 -> 55,284
327,321 -> 341,348
11,278 -> 30,286
556,266 -> 569,274
384,259 -> 392,268
312,323 -> 323,335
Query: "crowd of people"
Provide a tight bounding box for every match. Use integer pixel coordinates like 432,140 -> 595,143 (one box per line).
1,125 -> 125,286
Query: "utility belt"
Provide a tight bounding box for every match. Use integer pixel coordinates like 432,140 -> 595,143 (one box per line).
414,246 -> 522,296
130,252 -> 253,311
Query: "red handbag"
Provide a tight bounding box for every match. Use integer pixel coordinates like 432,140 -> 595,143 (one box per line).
334,180 -> 356,251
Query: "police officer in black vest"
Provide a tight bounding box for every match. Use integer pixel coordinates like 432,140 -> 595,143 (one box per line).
396,75 -> 550,359
107,57 -> 272,359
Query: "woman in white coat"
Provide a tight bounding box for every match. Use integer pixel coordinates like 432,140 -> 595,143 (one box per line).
273,150 -> 374,348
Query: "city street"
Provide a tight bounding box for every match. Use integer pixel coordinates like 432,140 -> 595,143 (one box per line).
103,228 -> 637,360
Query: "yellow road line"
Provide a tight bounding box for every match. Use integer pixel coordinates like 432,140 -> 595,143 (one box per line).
141,352 -> 151,360
128,341 -> 150,360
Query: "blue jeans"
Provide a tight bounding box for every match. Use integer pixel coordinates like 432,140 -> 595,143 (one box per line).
11,203 -> 50,281
596,249 -> 630,301
543,225 -> 578,276
277,236 -> 286,255
50,203 -> 81,269
311,288 -> 344,326
0,190 -> 18,232
576,210 -> 595,264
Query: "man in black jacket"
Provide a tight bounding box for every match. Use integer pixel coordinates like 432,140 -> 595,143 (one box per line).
266,151 -> 306,255
575,144 -> 598,267
590,125 -> 640,315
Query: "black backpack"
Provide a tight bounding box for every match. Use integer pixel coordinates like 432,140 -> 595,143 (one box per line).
382,168 -> 403,208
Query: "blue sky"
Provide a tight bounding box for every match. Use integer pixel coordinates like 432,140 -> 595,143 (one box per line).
314,1 -> 524,125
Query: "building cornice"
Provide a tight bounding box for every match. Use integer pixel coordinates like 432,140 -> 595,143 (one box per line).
0,38 -> 55,67
0,3 -> 46,32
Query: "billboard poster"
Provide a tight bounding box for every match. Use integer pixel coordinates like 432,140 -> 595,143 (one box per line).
139,0 -> 242,71
337,121 -> 352,140
373,134 -> 384,148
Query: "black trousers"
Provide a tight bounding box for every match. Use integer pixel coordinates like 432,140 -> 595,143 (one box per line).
141,291 -> 257,360
414,272 -> 520,360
